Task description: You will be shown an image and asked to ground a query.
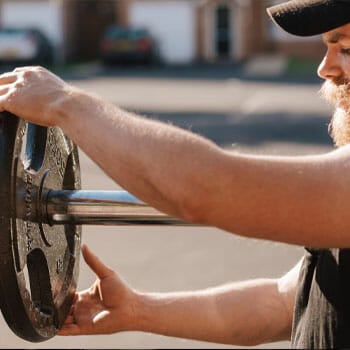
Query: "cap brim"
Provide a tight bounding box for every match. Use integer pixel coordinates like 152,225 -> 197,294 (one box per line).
267,0 -> 350,36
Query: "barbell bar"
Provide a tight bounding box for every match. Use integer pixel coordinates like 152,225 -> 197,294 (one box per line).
44,190 -> 190,226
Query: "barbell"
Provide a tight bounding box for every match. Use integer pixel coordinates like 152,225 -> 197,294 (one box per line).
0,111 -> 191,342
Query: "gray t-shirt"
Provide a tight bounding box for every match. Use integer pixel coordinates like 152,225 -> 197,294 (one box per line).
291,248 -> 350,348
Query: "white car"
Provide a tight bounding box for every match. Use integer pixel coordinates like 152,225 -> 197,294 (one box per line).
0,27 -> 53,65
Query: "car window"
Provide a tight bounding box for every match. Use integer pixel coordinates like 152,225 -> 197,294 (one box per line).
106,27 -> 127,39
105,26 -> 150,40
0,28 -> 37,40
130,29 -> 148,39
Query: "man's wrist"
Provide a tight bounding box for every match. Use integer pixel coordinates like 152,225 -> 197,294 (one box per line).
47,86 -> 81,129
129,291 -> 159,332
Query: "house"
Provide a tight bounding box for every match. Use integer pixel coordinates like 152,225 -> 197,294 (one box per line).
0,0 -> 324,64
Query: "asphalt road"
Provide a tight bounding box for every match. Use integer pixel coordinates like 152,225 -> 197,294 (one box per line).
0,65 -> 335,349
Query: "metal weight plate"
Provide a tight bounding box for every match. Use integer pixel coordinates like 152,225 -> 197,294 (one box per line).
0,112 -> 81,342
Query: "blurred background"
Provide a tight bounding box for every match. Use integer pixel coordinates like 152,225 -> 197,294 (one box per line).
0,0 -> 335,349
0,0 -> 325,69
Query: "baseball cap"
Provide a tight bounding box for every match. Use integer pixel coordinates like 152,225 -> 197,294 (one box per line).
267,0 -> 350,36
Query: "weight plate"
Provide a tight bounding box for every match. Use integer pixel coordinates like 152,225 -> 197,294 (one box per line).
0,112 -> 81,342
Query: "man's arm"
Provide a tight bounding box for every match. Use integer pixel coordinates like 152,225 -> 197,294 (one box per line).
132,260 -> 301,345
53,86 -> 350,248
1,67 -> 350,247
59,245 -> 301,346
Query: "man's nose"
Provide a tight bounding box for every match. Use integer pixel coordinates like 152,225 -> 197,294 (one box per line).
318,49 -> 343,81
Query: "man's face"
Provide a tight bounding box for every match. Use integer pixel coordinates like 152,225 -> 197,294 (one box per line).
319,23 -> 350,147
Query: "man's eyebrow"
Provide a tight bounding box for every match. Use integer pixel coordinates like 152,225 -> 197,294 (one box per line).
323,32 -> 349,44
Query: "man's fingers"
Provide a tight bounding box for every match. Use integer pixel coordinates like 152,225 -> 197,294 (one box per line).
82,244 -> 114,280
13,66 -> 29,72
63,314 -> 75,325
58,324 -> 82,336
0,90 -> 12,112
13,66 -> 37,72
0,73 -> 17,85
0,85 -> 10,95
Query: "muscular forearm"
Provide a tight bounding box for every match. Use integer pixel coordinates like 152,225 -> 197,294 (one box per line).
129,279 -> 292,346
54,88 -> 223,220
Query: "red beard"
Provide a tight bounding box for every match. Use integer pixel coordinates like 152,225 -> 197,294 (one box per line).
320,80 -> 350,147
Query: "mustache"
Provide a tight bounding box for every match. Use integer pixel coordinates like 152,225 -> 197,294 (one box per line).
320,79 -> 350,105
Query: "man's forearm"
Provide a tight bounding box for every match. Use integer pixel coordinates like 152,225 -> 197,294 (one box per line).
55,88 -> 223,221
130,278 -> 292,346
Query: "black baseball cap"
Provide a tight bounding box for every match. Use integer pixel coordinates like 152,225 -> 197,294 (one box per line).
267,0 -> 350,36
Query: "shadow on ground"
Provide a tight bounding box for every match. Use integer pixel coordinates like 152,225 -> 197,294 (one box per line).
138,110 -> 333,148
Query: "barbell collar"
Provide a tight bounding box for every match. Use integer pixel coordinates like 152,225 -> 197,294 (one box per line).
45,190 -> 192,226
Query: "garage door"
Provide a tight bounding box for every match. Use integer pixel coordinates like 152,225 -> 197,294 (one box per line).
130,1 -> 196,64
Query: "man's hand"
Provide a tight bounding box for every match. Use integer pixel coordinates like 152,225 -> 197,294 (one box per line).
58,245 -> 138,335
0,66 -> 73,126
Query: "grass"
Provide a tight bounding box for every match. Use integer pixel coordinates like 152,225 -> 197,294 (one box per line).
285,57 -> 320,77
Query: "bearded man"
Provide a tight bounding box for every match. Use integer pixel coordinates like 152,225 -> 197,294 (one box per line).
0,0 -> 349,348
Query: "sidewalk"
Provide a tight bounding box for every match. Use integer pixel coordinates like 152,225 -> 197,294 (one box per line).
244,54 -> 288,77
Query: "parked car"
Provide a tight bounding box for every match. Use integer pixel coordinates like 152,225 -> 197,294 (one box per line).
100,25 -> 157,65
0,27 -> 54,66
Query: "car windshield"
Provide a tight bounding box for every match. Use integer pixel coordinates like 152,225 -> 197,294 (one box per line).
0,28 -> 29,35
106,27 -> 149,40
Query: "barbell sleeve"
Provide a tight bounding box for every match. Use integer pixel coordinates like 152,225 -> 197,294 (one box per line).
44,190 -> 192,226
